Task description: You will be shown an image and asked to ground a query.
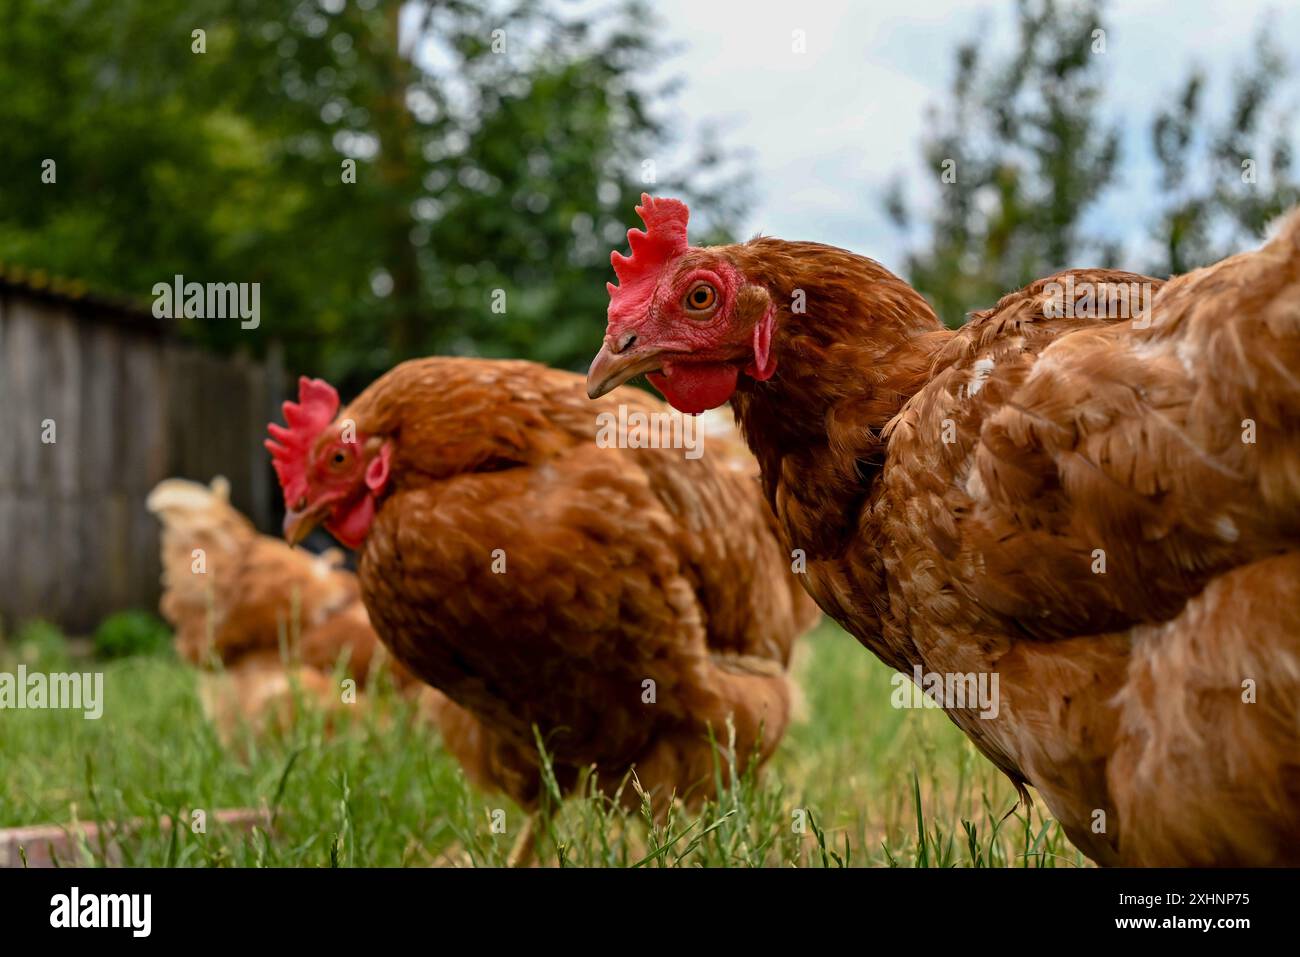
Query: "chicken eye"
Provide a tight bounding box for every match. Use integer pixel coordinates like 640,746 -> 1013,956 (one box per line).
331,450 -> 348,467
685,283 -> 717,312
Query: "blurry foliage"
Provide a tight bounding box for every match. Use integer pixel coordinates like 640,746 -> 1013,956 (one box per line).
886,0 -> 1120,326
887,0 -> 1300,326
1149,27 -> 1300,275
93,611 -> 174,660
6,620 -> 69,667
0,0 -> 745,391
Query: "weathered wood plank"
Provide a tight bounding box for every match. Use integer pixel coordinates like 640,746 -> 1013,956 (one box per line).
78,320 -> 122,495
46,308 -> 82,498
0,294 -> 11,494
6,299 -> 44,493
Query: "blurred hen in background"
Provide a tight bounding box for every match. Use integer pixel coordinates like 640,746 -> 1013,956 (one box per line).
147,476 -> 418,737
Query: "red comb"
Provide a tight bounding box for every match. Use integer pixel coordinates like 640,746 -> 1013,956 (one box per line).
265,376 -> 340,504
607,193 -> 690,323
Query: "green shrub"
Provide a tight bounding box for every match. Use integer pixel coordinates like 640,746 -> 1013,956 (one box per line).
10,619 -> 69,665
93,611 -> 173,660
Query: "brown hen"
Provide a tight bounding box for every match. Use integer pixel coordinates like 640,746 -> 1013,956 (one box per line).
264,359 -> 820,826
588,195 -> 1300,866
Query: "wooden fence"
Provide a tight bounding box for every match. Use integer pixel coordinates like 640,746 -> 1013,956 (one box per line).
0,276 -> 282,634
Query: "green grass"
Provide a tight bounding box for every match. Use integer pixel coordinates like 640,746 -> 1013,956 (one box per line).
0,621 -> 1088,867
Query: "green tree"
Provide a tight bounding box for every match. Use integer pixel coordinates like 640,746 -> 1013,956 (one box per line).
1149,28 -> 1300,275
887,1 -> 1300,326
0,0 -> 743,390
885,0 -> 1120,327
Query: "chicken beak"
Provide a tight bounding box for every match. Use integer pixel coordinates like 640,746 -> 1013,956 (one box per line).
282,505 -> 323,546
586,341 -> 664,399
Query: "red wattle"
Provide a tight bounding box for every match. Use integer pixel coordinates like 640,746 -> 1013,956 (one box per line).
647,362 -> 740,414
328,493 -> 377,550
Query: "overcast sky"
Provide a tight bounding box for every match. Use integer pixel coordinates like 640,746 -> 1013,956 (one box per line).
641,0 -> 1300,273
